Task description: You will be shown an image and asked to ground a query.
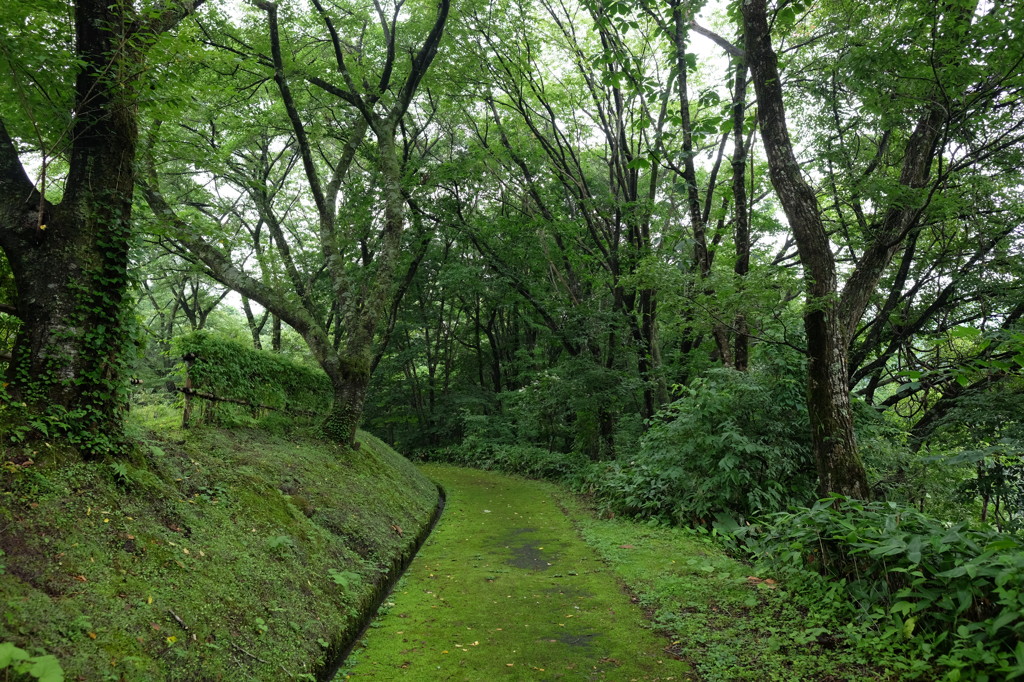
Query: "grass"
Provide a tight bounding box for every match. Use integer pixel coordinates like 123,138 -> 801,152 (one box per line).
561,497 -> 905,681
347,464 -> 904,681
0,406 -> 440,681
0,407 -> 911,681
343,464 -> 692,680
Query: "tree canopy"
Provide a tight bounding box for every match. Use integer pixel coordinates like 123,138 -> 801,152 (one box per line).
1,0 -> 1022,500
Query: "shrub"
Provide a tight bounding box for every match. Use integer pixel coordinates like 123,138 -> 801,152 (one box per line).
172,331 -> 331,425
735,497 -> 1024,679
581,360 -> 817,525
426,435 -> 589,482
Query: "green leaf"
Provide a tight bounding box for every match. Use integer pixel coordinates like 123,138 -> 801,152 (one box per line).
989,609 -> 1020,634
26,655 -> 64,682
950,325 -> 981,338
0,642 -> 30,667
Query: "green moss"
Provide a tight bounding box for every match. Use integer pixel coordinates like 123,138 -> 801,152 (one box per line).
345,465 -> 691,680
562,499 -> 901,680
0,421 -> 439,681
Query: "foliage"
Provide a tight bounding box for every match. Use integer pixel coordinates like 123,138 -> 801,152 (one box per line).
0,642 -> 64,682
426,428 -> 590,482
578,352 -> 817,525
570,503 -> 904,680
736,497 -> 1024,679
172,331 -> 331,425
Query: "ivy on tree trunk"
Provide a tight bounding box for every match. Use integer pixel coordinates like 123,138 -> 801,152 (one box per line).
0,0 -> 205,454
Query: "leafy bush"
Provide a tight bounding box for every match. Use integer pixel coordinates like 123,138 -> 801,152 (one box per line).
735,497 -> 1024,679
579,359 -> 817,525
919,380 -> 1024,530
172,331 -> 331,425
426,435 -> 589,482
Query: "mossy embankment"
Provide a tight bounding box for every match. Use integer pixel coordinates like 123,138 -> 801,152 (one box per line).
0,418 -> 440,681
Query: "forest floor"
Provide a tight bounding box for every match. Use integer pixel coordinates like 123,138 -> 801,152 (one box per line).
342,465 -> 889,681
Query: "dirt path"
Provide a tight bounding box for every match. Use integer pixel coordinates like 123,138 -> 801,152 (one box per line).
341,465 -> 691,681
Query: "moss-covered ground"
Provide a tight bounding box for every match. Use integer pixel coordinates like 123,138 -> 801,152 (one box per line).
0,410 -> 439,681
561,499 -> 897,681
1,418 -> 901,681
344,465 -> 691,680
346,465 -> 897,682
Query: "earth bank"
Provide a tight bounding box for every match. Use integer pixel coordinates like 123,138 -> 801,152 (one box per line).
0,420 -> 439,681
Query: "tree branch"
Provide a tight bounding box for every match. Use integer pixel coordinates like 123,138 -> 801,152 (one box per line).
255,1 -> 332,231
136,0 -> 207,37
0,118 -> 40,247
390,0 -> 450,124
690,21 -> 744,58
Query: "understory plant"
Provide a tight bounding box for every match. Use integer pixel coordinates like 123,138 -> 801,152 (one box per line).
736,497 -> 1024,680
578,351 -> 818,525
426,427 -> 590,481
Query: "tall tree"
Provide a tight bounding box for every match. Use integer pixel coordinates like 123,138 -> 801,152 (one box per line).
741,0 -> 1024,496
146,0 -> 450,446
0,0 -> 205,453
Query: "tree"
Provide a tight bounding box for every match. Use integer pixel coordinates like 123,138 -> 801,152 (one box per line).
0,0 -> 205,453
741,0 -> 1024,496
145,0 -> 450,446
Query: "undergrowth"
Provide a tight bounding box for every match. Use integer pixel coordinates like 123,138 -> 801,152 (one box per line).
733,498 -> 1024,681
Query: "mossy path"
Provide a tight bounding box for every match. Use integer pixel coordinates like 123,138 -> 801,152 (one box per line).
342,465 -> 690,681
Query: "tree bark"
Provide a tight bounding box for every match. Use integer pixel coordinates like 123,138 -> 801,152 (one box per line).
731,59 -> 751,372
742,0 -> 869,498
0,1 -> 204,453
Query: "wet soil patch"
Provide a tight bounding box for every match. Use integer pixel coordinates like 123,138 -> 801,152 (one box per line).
508,542 -> 556,569
499,526 -> 562,570
554,632 -> 597,647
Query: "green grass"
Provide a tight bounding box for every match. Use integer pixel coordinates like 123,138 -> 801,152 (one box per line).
347,465 -> 904,681
0,409 -> 439,681
343,465 -> 691,680
562,497 -> 903,681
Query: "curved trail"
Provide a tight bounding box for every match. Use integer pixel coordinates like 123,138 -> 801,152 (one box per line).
342,465 -> 690,681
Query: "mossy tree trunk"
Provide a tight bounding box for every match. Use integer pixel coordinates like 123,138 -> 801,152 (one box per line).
0,0 -> 204,453
321,360 -> 371,446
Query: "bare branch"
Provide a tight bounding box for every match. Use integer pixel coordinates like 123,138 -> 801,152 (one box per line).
690,21 -> 744,59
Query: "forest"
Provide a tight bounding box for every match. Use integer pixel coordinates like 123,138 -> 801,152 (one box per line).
1,0 -> 1023,677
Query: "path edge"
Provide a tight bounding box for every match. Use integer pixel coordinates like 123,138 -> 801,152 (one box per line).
319,481 -> 447,680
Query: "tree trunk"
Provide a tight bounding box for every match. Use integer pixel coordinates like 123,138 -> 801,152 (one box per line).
321,357 -> 371,447
1,1 -> 138,452
0,1 -> 203,454
731,60 -> 751,372
742,0 -> 869,498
